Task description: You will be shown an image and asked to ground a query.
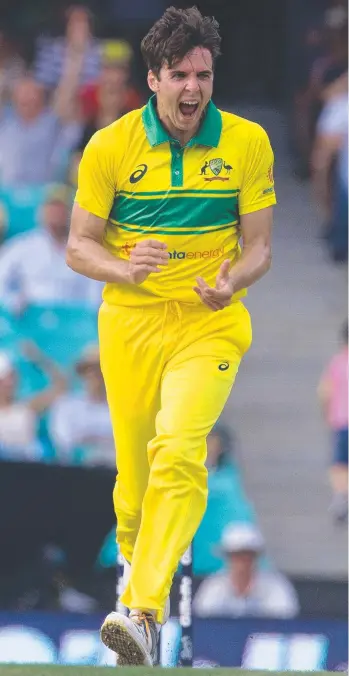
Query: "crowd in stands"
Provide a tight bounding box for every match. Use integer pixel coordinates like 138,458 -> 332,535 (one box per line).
292,0 -> 348,262
0,5 -> 142,466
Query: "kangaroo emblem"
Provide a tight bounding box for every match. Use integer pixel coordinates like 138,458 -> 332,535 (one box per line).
200,161 -> 209,175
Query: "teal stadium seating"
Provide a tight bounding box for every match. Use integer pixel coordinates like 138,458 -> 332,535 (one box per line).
0,304 -> 98,460
0,304 -> 98,397
0,306 -> 18,353
194,464 -> 257,574
17,304 -> 98,371
0,186 -> 46,240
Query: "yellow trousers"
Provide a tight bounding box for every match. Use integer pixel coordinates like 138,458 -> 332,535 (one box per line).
98,300 -> 252,622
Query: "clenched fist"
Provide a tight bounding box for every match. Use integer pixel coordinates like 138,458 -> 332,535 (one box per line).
127,239 -> 169,285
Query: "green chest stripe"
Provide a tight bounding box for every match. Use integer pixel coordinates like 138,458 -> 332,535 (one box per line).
118,188 -> 240,197
110,194 -> 239,229
110,220 -> 238,236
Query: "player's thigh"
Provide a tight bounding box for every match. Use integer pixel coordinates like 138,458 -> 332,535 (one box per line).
157,352 -> 241,445
153,302 -> 251,460
98,303 -> 162,494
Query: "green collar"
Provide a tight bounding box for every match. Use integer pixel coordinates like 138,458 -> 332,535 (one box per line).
142,95 -> 222,148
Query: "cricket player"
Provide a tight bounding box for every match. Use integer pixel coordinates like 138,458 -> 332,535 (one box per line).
67,5 -> 276,666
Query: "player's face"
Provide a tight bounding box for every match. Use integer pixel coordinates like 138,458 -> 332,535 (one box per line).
229,551 -> 257,592
149,47 -> 214,137
13,79 -> 44,122
99,66 -> 128,115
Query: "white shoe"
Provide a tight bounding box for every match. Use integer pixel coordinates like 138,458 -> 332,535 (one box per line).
122,558 -> 171,626
101,610 -> 158,666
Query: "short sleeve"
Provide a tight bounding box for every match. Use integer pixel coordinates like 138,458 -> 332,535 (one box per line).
75,130 -> 116,220
239,124 -> 277,215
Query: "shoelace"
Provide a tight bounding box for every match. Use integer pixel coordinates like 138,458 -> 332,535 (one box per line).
131,612 -> 157,661
131,612 -> 154,642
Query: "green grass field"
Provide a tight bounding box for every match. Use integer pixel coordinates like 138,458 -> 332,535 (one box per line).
0,668 -> 339,676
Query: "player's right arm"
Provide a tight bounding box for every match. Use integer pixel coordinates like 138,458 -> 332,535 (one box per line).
66,131 -> 168,285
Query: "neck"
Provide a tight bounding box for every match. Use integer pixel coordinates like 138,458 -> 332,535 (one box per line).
156,99 -> 200,147
0,395 -> 12,408
232,576 -> 252,597
87,385 -> 105,401
47,230 -> 67,247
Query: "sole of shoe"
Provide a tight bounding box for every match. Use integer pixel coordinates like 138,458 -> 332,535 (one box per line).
101,612 -> 153,666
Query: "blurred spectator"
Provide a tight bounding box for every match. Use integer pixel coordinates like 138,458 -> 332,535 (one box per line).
206,423 -> 236,470
106,0 -> 168,93
311,74 -> 348,262
0,344 -> 65,462
49,344 -> 114,467
70,54 -> 142,182
309,3 -> 348,110
0,185 -> 102,312
79,55 -> 142,137
0,71 -> 82,186
0,31 -> 25,108
34,6 -> 100,91
194,424 -> 258,575
293,1 -> 348,176
318,321 -> 348,522
194,523 -> 299,619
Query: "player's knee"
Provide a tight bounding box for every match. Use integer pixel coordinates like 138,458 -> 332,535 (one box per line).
149,435 -> 208,487
113,486 -> 144,522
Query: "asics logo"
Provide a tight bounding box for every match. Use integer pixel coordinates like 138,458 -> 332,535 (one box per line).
129,164 -> 148,184
218,362 -> 229,371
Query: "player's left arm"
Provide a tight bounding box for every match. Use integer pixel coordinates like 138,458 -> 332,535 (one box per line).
194,207 -> 272,311
194,124 -> 275,311
228,122 -> 275,292
228,206 -> 273,291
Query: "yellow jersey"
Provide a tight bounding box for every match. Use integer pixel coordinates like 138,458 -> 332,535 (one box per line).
75,97 -> 276,306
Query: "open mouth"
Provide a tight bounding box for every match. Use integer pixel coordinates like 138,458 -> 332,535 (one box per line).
179,101 -> 199,118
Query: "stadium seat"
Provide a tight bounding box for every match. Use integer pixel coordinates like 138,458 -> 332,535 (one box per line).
0,306 -> 18,352
96,529 -> 119,569
17,304 -> 98,369
0,185 -> 46,240
0,308 -> 44,397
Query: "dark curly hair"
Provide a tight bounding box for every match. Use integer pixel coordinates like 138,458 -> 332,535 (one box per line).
141,6 -> 221,77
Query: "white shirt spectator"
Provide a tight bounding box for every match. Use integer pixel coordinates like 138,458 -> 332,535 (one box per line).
0,402 -> 41,461
194,569 -> 299,619
0,230 -> 101,311
194,522 -> 299,619
49,392 -> 115,467
0,347 -> 65,462
317,92 -> 348,189
317,92 -> 348,137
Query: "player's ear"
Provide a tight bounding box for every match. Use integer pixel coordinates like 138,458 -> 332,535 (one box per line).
148,70 -> 160,93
